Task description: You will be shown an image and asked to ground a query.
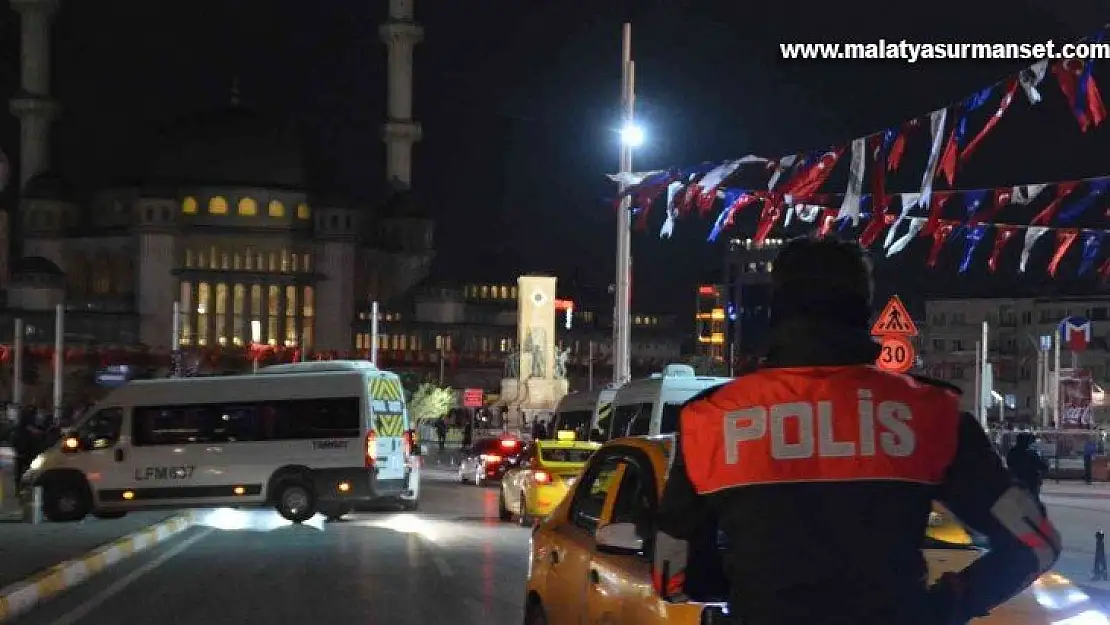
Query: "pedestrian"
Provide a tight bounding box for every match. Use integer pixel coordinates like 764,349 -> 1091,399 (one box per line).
462,416 -> 473,448
1007,432 -> 1050,497
9,407 -> 43,488
434,417 -> 447,452
655,236 -> 1060,625
1084,438 -> 1098,484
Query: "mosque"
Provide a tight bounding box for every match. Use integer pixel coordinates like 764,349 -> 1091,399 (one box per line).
2,0 -> 431,356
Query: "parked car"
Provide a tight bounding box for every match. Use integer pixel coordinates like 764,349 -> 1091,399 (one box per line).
457,436 -> 525,486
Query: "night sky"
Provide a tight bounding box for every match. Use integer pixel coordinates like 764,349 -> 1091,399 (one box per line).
4,0 -> 1110,316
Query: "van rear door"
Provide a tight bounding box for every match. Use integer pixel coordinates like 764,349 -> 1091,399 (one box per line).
367,374 -> 407,480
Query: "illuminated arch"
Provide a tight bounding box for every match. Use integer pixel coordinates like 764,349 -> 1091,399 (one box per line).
238,197 -> 258,216
209,196 -> 229,215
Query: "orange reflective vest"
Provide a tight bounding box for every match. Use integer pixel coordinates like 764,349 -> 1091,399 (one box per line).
681,366 -> 961,494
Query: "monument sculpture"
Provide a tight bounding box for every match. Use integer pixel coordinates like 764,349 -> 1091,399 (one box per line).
498,276 -> 570,429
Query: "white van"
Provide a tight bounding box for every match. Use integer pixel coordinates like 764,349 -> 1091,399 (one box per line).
21,361 -> 420,524
607,364 -> 730,439
552,386 -> 619,442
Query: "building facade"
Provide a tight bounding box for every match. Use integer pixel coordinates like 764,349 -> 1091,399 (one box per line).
722,237 -> 784,366
3,0 -> 433,355
922,296 -> 1110,422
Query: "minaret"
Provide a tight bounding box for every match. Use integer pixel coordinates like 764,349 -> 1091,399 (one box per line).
9,0 -> 60,190
379,0 -> 423,188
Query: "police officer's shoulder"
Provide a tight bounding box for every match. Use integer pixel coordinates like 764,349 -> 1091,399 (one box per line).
908,373 -> 963,396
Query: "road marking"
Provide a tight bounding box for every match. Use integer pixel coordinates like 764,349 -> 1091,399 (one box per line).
46,528 -> 214,625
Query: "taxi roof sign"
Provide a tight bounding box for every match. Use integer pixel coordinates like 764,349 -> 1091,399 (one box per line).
556,430 -> 576,441
870,295 -> 918,337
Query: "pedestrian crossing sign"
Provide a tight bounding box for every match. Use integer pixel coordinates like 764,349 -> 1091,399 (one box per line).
870,295 -> 918,337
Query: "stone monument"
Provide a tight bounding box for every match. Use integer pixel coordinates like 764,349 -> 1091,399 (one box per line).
500,275 -> 569,430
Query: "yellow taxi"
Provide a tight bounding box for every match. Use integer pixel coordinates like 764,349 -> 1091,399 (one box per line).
500,430 -> 601,527
524,435 -> 1105,625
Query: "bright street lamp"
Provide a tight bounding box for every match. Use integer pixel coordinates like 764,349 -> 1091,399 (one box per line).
620,123 -> 644,148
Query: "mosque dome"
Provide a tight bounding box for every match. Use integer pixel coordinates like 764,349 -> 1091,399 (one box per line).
144,105 -> 307,190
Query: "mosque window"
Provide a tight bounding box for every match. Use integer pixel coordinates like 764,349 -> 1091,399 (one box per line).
179,281 -> 193,345
268,252 -> 278,272
238,197 -> 258,216
267,286 -> 280,345
209,246 -> 219,269
297,203 -> 311,220
281,250 -> 291,272
215,283 -> 228,345
268,200 -> 285,218
182,197 -> 198,215
302,253 -> 312,272
184,248 -> 195,268
197,282 -> 211,346
285,286 -> 298,346
220,253 -> 230,270
209,196 -> 228,215
233,253 -> 242,270
244,247 -> 254,270
290,253 -> 299,272
232,284 -> 245,346
250,285 -> 262,343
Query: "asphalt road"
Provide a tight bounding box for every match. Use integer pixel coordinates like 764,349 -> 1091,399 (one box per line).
9,468 -> 532,625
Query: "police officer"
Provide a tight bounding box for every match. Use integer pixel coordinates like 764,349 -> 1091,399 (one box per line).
656,236 -> 1060,625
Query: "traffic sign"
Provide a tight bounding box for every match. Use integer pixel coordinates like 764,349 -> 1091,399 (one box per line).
871,296 -> 918,337
876,335 -> 915,374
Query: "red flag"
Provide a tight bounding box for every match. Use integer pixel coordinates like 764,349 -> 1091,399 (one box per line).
1099,257 -> 1110,283
1031,182 -> 1080,225
1048,229 -> 1080,277
816,209 -> 837,238
922,192 -> 953,236
870,134 -> 887,205
781,149 -> 842,199
1053,60 -> 1107,132
887,119 -> 918,172
927,220 -> 957,267
987,226 -> 1018,273
971,188 -> 1010,225
938,127 -> 959,186
960,80 -> 1019,162
858,210 -> 894,247
752,196 -> 782,245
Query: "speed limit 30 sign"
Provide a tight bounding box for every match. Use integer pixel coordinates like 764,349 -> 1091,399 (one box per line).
871,296 -> 917,374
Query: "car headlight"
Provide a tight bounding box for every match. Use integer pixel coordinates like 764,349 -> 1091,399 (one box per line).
29,454 -> 44,471
1055,610 -> 1110,625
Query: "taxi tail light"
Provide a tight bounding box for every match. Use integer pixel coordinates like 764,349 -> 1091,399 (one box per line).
480,453 -> 501,464
533,470 -> 552,484
365,430 -> 377,468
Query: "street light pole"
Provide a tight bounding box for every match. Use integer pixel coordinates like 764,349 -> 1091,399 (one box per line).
613,22 -> 635,386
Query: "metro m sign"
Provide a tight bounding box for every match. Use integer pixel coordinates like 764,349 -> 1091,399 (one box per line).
1059,316 -> 1092,352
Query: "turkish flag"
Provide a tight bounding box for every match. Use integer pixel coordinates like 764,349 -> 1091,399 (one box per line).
1053,59 -> 1107,132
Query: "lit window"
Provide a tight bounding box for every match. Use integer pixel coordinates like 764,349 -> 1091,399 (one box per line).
215,283 -> 228,345
302,253 -> 312,272
232,284 -> 245,346
269,252 -> 278,272
209,245 -> 218,269
184,248 -> 195,268
302,286 -> 314,318
244,247 -> 254,270
511,287 -> 518,299
182,197 -> 198,214
267,286 -> 280,345
297,203 -> 311,219
481,286 -> 489,298
197,282 -> 211,346
285,286 -> 298,346
179,281 -> 193,345
233,253 -> 242,270
238,197 -> 257,216
281,250 -> 291,272
209,196 -> 228,215
500,286 -> 508,299
250,284 -> 262,342
268,200 -> 285,218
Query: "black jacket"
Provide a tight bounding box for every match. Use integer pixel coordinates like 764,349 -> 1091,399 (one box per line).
656,317 -> 1061,625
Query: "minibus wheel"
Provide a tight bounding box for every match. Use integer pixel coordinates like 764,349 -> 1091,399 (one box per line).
43,479 -> 90,522
274,480 -> 316,523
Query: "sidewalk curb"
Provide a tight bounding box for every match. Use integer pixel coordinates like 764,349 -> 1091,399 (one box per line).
0,511 -> 199,622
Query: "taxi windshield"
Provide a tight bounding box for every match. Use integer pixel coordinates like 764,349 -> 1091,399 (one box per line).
540,447 -> 595,463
